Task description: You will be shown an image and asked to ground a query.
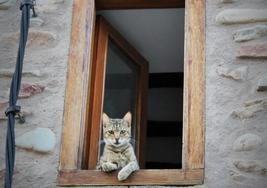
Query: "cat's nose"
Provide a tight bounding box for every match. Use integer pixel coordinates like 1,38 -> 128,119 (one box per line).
115,138 -> 120,145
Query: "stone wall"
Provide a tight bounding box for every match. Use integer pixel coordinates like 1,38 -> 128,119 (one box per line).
0,0 -> 72,187
0,0 -> 267,188
204,0 -> 267,187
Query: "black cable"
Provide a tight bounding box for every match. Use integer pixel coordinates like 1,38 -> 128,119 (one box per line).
4,1 -> 35,187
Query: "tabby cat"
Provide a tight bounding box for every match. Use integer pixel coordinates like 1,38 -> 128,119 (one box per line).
97,112 -> 139,181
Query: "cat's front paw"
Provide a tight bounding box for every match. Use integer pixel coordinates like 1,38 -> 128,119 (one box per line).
101,162 -> 117,172
118,169 -> 130,181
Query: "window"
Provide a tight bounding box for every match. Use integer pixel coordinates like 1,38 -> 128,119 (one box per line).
58,0 -> 205,186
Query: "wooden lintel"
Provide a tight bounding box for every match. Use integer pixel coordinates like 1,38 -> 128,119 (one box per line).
96,0 -> 185,10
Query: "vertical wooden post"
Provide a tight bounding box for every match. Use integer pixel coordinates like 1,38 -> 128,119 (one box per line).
183,0 -> 205,169
59,0 -> 95,170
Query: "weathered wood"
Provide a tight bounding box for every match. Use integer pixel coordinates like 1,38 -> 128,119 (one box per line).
82,12 -> 98,169
183,0 -> 205,170
87,16 -> 109,169
58,169 -> 203,186
96,0 -> 185,10
59,0 -> 95,170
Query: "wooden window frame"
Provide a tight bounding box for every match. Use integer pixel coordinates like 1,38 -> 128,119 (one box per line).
58,0 -> 205,186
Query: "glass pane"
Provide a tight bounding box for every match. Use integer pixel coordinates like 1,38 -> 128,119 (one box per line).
101,39 -> 139,152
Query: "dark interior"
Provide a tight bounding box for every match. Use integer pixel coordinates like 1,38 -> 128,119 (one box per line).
145,73 -> 183,169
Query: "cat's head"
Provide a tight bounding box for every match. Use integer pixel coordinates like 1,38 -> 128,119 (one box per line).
102,112 -> 132,147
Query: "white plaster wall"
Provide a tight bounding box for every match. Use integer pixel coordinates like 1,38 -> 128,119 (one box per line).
0,0 -> 267,188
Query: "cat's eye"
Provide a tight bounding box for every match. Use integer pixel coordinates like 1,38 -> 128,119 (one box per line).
120,130 -> 126,134
108,130 -> 114,134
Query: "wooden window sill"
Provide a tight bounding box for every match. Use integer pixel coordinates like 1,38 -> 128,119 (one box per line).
58,169 -> 204,186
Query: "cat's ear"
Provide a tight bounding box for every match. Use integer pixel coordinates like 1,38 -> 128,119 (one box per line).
102,113 -> 110,128
123,112 -> 132,127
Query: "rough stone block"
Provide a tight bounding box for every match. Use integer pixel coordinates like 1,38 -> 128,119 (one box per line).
0,69 -> 42,77
229,170 -> 248,182
232,105 -> 263,120
217,66 -> 247,80
257,75 -> 267,92
216,9 -> 267,24
232,98 -> 267,120
51,0 -> 64,4
232,174 -> 247,182
2,30 -> 56,48
27,30 -> 56,47
0,100 -> 7,107
0,0 -> 15,10
237,42 -> 267,58
0,101 -> 8,120
233,134 -> 263,151
36,4 -> 59,13
19,83 -> 45,99
244,97 -> 267,107
16,128 -> 56,153
30,17 -> 44,27
233,25 -> 267,42
234,160 -> 267,175
221,0 -> 234,3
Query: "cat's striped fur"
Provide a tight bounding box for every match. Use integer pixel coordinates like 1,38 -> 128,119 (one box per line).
97,112 -> 139,181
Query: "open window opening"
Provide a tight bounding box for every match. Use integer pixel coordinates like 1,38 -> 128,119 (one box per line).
89,8 -> 185,170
